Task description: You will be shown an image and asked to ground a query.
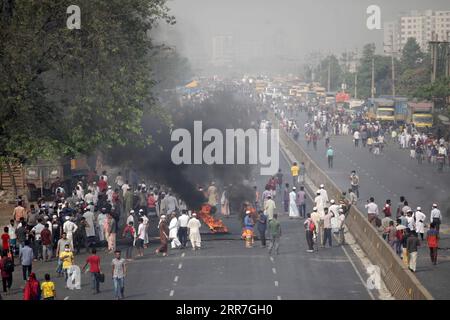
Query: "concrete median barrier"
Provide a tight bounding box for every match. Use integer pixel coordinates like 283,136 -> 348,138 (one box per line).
269,111 -> 433,300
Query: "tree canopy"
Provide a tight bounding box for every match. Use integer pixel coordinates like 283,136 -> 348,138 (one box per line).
0,0 -> 174,164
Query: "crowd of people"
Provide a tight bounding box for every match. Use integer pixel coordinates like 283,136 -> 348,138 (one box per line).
0,171 -> 222,300
270,96 -> 446,273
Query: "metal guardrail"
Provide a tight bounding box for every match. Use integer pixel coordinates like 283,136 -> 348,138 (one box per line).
269,111 -> 433,300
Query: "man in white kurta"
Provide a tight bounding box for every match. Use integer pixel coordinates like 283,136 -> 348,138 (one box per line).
97,212 -> 106,242
289,187 -> 299,218
414,207 -> 426,240
63,216 -> 78,248
187,213 -> 202,250
264,196 -> 276,220
169,213 -> 181,249
83,209 -> 96,238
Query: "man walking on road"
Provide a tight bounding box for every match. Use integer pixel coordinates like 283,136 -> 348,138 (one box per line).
268,214 -> 281,255
82,248 -> 102,294
264,196 -> 276,221
297,186 -> 306,218
304,213 -> 315,253
111,250 -> 126,300
365,197 -> 379,227
178,210 -> 189,248
407,231 -> 420,272
187,213 -> 201,250
322,208 -> 332,248
349,171 -> 359,198
427,223 -> 439,265
257,210 -> 267,247
414,207 -> 426,241
290,162 -> 299,187
289,187 -> 300,219
19,240 -> 33,282
326,146 -> 334,168
430,204 -> 441,234
353,130 -> 360,147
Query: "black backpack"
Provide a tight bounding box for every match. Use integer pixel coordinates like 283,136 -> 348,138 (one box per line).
4,259 -> 14,273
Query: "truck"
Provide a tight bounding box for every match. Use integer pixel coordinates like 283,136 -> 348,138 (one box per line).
1,157 -> 91,201
394,97 -> 408,124
367,98 -> 395,123
378,95 -> 408,124
407,102 -> 434,129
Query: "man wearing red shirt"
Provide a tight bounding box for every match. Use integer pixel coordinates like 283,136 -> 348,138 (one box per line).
98,176 -> 108,193
82,248 -> 102,294
147,192 -> 157,216
41,225 -> 52,262
1,227 -> 10,252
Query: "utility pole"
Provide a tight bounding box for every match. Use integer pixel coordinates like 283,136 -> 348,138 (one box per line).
391,34 -> 396,98
327,57 -> 331,92
371,57 -> 375,100
430,32 -> 438,83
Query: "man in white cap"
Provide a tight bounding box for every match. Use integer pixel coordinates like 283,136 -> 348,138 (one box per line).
83,206 -> 96,244
414,207 -> 426,240
318,184 -> 329,204
138,209 -> 149,248
264,195 -> 276,221
169,212 -> 181,249
430,204 -> 442,234
187,213 -> 201,250
289,187 -> 299,219
329,200 -> 340,232
63,216 -> 78,249
127,210 -> 135,226
106,186 -> 114,203
314,190 -> 325,217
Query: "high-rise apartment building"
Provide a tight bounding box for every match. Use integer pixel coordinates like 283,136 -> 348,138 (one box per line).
384,10 -> 450,55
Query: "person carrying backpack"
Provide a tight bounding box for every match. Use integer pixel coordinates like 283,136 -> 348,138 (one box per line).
0,250 -> 14,294
304,213 -> 315,253
122,221 -> 135,261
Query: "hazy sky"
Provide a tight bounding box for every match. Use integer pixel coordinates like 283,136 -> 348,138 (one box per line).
160,0 -> 450,72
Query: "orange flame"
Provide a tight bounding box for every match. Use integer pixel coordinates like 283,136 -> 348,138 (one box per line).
196,204 -> 229,233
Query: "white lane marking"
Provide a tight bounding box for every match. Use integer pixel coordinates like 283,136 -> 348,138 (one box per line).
274,281 -> 279,287
64,296 -> 69,300
174,276 -> 179,282
169,290 -> 174,297
272,268 -> 277,274
277,296 -> 282,300
340,243 -> 376,300
178,263 -> 183,269
181,253 -> 185,258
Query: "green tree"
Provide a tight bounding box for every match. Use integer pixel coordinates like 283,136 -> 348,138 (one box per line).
397,38 -> 429,97
356,43 -> 393,98
315,55 -> 343,91
415,77 -> 450,109
0,0 -> 174,164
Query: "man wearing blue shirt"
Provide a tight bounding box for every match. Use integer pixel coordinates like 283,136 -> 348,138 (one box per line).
19,240 -> 34,281
326,146 -> 334,168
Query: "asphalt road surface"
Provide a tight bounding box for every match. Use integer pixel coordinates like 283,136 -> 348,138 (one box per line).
283,109 -> 450,299
2,151 -> 374,300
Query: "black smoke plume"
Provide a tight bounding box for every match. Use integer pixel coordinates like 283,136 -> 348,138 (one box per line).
105,90 -> 262,211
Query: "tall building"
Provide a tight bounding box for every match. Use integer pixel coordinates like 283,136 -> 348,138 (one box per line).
383,21 -> 401,56
384,9 -> 450,55
211,35 -> 234,67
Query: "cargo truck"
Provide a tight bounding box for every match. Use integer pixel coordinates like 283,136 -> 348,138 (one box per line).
367,98 -> 395,123
407,102 -> 434,129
